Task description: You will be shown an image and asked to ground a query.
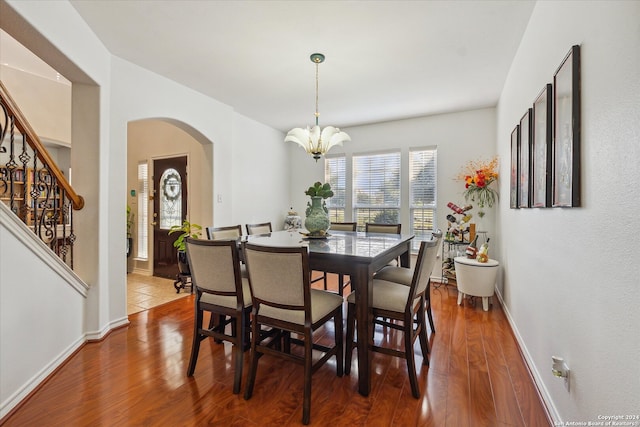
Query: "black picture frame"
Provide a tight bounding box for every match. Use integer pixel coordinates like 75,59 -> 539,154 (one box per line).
518,109 -> 532,208
510,125 -> 519,209
532,84 -> 553,208
553,45 -> 581,207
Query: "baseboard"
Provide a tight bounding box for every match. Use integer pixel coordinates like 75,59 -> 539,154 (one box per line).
494,288 -> 559,425
0,335 -> 85,421
85,316 -> 130,342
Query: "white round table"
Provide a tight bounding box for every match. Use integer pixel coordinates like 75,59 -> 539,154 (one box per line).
454,256 -> 499,311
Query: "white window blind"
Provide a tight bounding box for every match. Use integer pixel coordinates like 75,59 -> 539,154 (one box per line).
410,148 -> 437,246
137,162 -> 148,259
352,151 -> 400,230
325,156 -> 346,222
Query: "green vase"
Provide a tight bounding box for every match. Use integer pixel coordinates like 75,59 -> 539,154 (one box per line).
305,196 -> 330,236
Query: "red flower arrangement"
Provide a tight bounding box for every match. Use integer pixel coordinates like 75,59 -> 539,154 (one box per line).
458,156 -> 499,213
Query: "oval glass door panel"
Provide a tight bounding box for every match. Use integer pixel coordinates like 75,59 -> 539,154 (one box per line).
159,168 -> 182,229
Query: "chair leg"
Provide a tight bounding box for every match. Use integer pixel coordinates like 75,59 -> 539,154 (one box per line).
187,306 -> 203,376
426,301 -> 436,333
337,274 -> 344,296
344,302 -> 355,375
334,308 -> 344,377
302,327 -> 313,425
232,311 -> 244,394
323,273 -> 328,291
404,313 -> 420,399
417,302 -> 430,365
244,316 -> 260,400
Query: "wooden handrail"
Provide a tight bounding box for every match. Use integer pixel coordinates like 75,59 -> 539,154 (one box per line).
0,80 -> 84,210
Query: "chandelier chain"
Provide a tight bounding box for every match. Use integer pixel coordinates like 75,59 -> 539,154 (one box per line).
315,61 -> 320,126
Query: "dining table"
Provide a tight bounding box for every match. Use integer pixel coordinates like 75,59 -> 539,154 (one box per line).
246,228 -> 414,396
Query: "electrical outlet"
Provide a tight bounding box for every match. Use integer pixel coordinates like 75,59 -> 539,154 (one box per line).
552,356 -> 570,392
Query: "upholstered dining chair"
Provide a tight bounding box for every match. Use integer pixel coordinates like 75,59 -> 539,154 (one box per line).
245,222 -> 272,235
242,242 -> 344,425
206,224 -> 243,240
311,222 -> 357,295
374,230 -> 442,332
345,236 -> 441,398
366,222 -> 402,266
185,238 -> 251,394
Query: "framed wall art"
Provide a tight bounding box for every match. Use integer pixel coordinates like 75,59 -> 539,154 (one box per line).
518,109 -> 532,208
510,125 -> 519,209
532,84 -> 553,208
553,44 -> 581,207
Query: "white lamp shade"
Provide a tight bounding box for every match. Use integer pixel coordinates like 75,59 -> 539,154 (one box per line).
285,125 -> 350,158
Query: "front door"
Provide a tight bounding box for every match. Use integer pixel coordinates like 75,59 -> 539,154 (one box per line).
152,156 -> 188,279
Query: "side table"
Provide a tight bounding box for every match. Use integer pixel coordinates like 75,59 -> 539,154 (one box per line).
454,256 -> 499,311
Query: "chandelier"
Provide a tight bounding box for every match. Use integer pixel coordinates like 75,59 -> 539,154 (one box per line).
285,53 -> 350,161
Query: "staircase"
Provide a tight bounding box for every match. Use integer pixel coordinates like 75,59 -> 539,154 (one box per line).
0,81 -> 84,268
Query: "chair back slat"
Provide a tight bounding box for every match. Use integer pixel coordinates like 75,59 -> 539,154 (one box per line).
330,222 -> 357,232
246,222 -> 273,235
366,223 -> 401,234
206,224 -> 242,240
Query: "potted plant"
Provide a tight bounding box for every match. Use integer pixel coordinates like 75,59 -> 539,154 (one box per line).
304,182 -> 333,237
169,219 -> 202,274
126,205 -> 135,258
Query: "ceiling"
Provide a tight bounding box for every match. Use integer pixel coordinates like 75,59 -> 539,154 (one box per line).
65,1 -> 534,132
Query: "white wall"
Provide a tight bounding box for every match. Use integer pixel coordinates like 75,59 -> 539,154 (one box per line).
497,1 -> 640,422
232,113 -> 290,231
288,108 -> 498,240
0,205 -> 86,418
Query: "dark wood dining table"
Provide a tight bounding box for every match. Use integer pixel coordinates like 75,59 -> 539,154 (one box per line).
246,229 -> 414,396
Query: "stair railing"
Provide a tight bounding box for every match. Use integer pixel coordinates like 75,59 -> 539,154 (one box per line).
0,80 -> 84,268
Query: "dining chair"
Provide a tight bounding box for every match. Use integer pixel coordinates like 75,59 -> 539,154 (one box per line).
185,238 -> 252,394
366,222 -> 402,266
374,230 -> 442,332
344,236 -> 441,398
242,242 -> 344,425
206,224 -> 242,240
245,222 -> 272,235
311,221 -> 357,295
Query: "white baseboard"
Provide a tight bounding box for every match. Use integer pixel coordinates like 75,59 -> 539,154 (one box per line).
494,288 -> 559,424
0,335 -> 84,419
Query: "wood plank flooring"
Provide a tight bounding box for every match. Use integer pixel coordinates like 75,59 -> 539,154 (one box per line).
2,275 -> 551,426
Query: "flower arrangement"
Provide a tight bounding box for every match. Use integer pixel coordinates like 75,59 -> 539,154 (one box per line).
458,156 -> 499,216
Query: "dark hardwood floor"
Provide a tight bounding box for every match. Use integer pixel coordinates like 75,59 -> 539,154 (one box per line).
2,275 -> 551,426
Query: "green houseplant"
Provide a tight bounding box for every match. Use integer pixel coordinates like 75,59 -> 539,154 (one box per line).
126,205 -> 135,258
169,220 -> 202,274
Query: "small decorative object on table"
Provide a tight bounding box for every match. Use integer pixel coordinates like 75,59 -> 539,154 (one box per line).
304,181 -> 333,237
476,238 -> 490,263
284,207 -> 302,230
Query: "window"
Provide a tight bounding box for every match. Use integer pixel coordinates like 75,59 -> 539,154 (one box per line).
136,162 -> 148,259
325,156 -> 346,222
410,148 -> 437,246
352,152 -> 400,231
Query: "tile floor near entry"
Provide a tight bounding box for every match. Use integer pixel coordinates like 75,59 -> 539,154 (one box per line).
127,273 -> 190,315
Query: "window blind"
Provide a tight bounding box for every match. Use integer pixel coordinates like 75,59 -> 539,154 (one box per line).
137,161 -> 149,259
409,148 -> 437,245
325,156 -> 346,222
353,151 -> 400,230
